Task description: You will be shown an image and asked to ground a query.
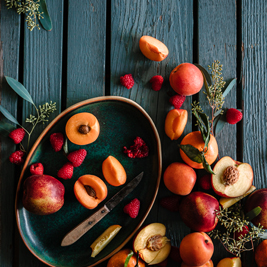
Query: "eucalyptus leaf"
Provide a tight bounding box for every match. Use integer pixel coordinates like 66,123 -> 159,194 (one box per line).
245,206 -> 262,221
194,64 -> 212,85
0,122 -> 16,137
124,250 -> 134,267
214,113 -> 227,137
0,106 -> 20,125
198,112 -> 210,148
5,76 -> 34,104
38,0 -> 52,31
63,137 -> 68,155
214,109 -> 222,118
222,78 -> 237,98
201,153 -> 215,174
178,144 -> 203,163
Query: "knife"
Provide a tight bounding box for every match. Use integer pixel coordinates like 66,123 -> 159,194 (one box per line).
61,172 -> 144,246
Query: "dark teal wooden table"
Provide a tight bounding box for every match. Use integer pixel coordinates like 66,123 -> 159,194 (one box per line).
0,0 -> 266,266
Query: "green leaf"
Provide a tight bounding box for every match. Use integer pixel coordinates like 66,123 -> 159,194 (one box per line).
214,113 -> 227,137
198,112 -> 210,148
63,137 -> 68,155
245,206 -> 262,221
178,144 -> 203,163
38,0 -> 52,31
0,106 -> 20,125
222,78 -> 237,98
214,109 -> 222,117
0,122 -> 16,137
201,153 -> 215,174
5,76 -> 34,104
195,64 -> 212,85
124,250 -> 134,267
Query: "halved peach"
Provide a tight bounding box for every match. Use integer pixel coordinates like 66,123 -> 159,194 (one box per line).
74,175 -> 107,209
217,257 -> 241,267
65,112 -> 100,145
102,155 -> 127,186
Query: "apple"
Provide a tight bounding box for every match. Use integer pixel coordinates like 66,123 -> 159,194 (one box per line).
216,257 -> 242,267
179,191 -> 219,232
133,223 -> 171,265
245,188 -> 267,229
22,174 -> 65,215
179,232 -> 214,266
212,156 -> 253,198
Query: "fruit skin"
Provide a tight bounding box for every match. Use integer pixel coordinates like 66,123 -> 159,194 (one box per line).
9,150 -> 25,165
169,63 -> 203,96
255,239 -> 267,267
67,149 -> 87,167
30,163 -> 44,175
245,188 -> 267,229
160,195 -> 181,212
123,198 -> 140,218
169,94 -> 186,109
9,128 -> 25,144
180,131 -> 218,169
50,132 -> 64,152
181,259 -> 213,267
226,108 -> 243,124
139,36 -> 169,61
216,257 -> 242,267
234,225 -> 249,240
120,74 -> 135,89
179,191 -> 219,232
107,249 -> 145,267
165,109 -> 188,140
163,162 -> 196,195
22,174 -> 65,215
199,174 -> 212,190
57,162 -> 74,179
179,232 -> 214,266
150,75 -> 164,91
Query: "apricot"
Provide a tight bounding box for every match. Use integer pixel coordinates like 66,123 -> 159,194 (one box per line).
163,162 -> 196,195
169,63 -> 203,96
180,232 -> 214,266
102,156 -> 127,186
165,109 -> 188,140
139,36 -> 169,62
181,259 -> 213,267
65,112 -> 100,145
255,240 -> 267,267
74,175 -> 107,209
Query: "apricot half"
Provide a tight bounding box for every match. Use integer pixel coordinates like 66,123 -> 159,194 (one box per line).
65,112 -> 100,145
74,175 -> 107,209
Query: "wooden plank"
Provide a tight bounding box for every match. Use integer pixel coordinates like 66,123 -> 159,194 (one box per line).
19,1 -> 64,266
198,0 -> 237,264
0,1 -> 20,266
66,0 -> 106,106
110,0 -> 193,254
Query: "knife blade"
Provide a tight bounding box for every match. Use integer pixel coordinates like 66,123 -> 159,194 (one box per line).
61,172 -> 144,246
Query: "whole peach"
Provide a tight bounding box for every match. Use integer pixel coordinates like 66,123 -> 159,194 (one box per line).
163,162 -> 197,195
181,259 -> 213,267
169,63 -> 203,96
180,232 -> 214,266
179,191 -> 219,232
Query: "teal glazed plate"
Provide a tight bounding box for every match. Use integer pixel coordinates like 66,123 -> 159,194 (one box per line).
15,96 -> 162,267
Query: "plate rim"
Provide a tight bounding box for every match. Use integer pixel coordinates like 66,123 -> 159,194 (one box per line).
15,96 -> 162,267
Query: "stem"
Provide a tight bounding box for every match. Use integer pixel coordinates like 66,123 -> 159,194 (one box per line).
211,107 -> 215,135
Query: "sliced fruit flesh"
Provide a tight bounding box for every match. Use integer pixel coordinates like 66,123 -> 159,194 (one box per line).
148,242 -> 171,265
217,257 -> 242,267
90,225 -> 122,257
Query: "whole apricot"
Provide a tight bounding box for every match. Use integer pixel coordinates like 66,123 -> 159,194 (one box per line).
163,162 -> 196,195
169,63 -> 203,96
255,240 -> 267,267
139,36 -> 169,61
180,232 -> 214,266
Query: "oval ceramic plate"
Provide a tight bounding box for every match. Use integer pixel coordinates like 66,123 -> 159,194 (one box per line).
15,96 -> 162,267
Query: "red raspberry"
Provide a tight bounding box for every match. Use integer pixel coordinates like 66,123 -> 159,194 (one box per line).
67,149 -> 87,167
50,133 -> 64,152
30,163 -> 44,175
198,174 -> 212,191
160,195 -> 181,212
120,74 -> 134,89
123,198 -> 140,218
57,162 -> 74,179
9,150 -> 25,165
9,128 -> 25,144
150,75 -> 164,91
226,108 -> 243,124
123,137 -> 149,158
169,94 -> 186,109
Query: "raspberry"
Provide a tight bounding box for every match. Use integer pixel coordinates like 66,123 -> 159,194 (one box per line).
198,174 -> 212,191
150,75 -> 164,91
67,149 -> 87,167
50,133 -> 64,152
123,137 -> 149,158
169,94 -> 186,109
30,163 -> 44,175
160,195 -> 181,212
57,162 -> 74,179
9,150 -> 25,165
226,108 -> 243,124
9,128 -> 25,144
123,198 -> 140,218
120,74 -> 134,89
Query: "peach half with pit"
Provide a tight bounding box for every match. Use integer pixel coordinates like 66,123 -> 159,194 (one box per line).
216,257 -> 242,267
133,223 -> 171,265
211,156 -> 253,198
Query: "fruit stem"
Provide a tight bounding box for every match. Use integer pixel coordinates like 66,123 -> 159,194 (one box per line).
134,251 -> 139,267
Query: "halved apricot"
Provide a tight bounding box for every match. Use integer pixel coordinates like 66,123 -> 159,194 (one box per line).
102,156 -> 127,186
74,175 -> 108,209
65,112 -> 100,145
